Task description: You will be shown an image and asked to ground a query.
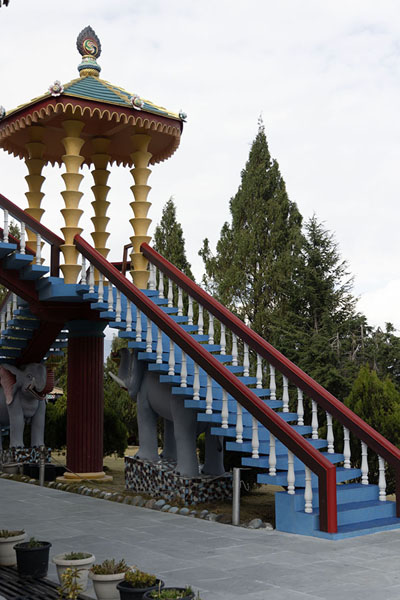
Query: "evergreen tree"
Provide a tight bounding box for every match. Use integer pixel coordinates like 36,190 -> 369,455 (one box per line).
154,198 -> 194,279
199,120 -> 304,357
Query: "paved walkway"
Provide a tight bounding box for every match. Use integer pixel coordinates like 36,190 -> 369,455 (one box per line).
1,478 -> 400,600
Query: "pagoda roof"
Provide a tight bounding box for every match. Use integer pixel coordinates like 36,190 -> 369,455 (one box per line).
0,27 -> 185,167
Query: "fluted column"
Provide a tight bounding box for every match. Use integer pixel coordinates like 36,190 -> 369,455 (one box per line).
60,119 -> 85,284
24,125 -> 46,247
90,137 -> 111,259
129,133 -> 152,289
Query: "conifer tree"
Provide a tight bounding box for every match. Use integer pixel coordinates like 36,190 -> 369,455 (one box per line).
154,198 -> 194,279
199,120 -> 304,356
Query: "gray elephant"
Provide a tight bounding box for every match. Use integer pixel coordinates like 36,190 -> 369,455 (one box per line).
111,348 -> 225,478
0,363 -> 51,448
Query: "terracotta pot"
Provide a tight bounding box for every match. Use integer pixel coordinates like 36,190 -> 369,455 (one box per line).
53,552 -> 95,591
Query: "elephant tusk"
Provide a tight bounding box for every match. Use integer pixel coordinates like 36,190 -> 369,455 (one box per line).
108,371 -> 128,390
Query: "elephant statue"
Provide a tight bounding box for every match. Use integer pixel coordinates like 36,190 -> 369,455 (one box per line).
110,348 -> 225,478
0,363 -> 52,448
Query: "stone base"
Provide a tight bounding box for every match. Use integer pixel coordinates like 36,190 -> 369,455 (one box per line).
56,471 -> 113,483
125,456 -> 232,505
1,446 -> 51,464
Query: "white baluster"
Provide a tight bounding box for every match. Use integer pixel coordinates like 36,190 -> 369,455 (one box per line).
343,427 -> 351,468
287,450 -> 295,494
221,389 -> 228,428
98,273 -> 104,302
3,210 -> 8,243
269,434 -> 276,476
12,294 -> 17,314
6,300 -> 11,325
206,375 -> 213,414
311,400 -> 319,439
378,456 -> 386,501
297,388 -> 304,426
146,317 -> 152,353
304,467 -> 313,513
126,302 -> 132,332
256,355 -> 262,389
177,287 -> 183,317
208,313 -> 214,345
361,441 -> 369,484
107,282 -> 113,312
232,333 -> 238,366
81,256 -> 87,284
168,278 -> 173,307
188,296 -> 193,326
251,417 -> 259,459
220,324 -> 226,355
156,328 -> 162,364
158,271 -> 164,297
269,365 -> 276,400
168,339 -> 175,375
89,264 -> 95,294
115,289 -> 121,322
198,305 -> 204,335
180,351 -> 187,387
0,311 -> 5,336
36,234 -> 41,265
193,363 -> 200,400
136,308 -> 142,342
243,342 -> 249,377
148,263 -> 156,290
20,222 -> 26,254
326,413 -> 334,453
282,376 -> 289,412
236,402 -> 243,443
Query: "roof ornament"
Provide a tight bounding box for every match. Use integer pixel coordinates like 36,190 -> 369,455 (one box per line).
77,26 -> 102,78
130,94 -> 144,109
49,81 -> 64,97
0,106 -> 5,121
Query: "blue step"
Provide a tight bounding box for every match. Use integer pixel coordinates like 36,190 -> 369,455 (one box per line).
20,264 -> 49,280
0,242 -> 17,258
2,252 -> 35,270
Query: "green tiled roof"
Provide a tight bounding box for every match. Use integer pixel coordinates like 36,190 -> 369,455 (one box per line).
64,77 -> 128,106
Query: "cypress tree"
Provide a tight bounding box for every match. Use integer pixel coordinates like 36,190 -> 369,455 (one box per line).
154,198 -> 194,280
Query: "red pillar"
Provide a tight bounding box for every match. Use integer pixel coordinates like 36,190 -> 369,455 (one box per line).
66,320 -> 106,475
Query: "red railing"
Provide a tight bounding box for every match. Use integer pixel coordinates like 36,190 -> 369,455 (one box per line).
75,234 -> 337,533
141,242 -> 400,519
0,193 -> 63,276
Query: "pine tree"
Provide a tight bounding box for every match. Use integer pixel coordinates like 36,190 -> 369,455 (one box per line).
154,198 -> 194,279
199,120 -> 304,356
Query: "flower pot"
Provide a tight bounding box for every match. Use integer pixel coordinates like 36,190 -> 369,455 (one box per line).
89,571 -> 127,600
14,541 -> 51,578
117,579 -> 164,600
29,463 -> 56,481
53,552 -> 95,591
143,589 -> 194,600
0,532 -> 25,566
2,463 -> 20,475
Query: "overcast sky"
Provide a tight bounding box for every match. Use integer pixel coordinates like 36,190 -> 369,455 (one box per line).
1,0 -> 400,331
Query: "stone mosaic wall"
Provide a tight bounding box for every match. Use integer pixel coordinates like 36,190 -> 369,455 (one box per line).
125,456 -> 232,505
1,446 -> 51,464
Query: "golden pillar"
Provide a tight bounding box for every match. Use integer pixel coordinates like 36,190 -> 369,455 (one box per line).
90,137 -> 110,259
129,133 -> 152,288
24,125 -> 46,247
60,119 -> 85,284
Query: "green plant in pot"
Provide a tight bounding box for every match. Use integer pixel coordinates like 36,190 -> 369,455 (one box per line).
89,558 -> 130,600
53,551 -> 95,591
14,536 -> 52,579
117,567 -> 164,600
143,586 -> 199,600
57,567 -> 83,600
0,529 -> 25,566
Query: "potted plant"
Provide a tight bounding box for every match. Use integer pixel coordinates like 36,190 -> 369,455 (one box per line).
14,536 -> 52,578
89,558 -> 130,600
117,568 -> 164,600
57,567 -> 83,600
53,551 -> 95,591
143,587 -> 197,600
0,529 -> 25,566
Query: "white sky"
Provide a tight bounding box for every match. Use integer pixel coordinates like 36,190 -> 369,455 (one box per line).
1,0 -> 400,331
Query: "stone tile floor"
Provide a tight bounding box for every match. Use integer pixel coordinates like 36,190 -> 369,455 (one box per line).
1,478 -> 400,599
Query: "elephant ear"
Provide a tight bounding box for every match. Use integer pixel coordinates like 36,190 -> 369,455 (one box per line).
0,365 -> 17,405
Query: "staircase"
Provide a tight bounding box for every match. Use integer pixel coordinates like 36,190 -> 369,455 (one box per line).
0,194 -> 400,540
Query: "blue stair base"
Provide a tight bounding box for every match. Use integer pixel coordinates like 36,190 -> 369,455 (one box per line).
0,239 -> 399,539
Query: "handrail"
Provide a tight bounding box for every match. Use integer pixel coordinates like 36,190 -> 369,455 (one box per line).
141,242 -> 400,517
0,193 -> 63,276
75,234 -> 338,533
